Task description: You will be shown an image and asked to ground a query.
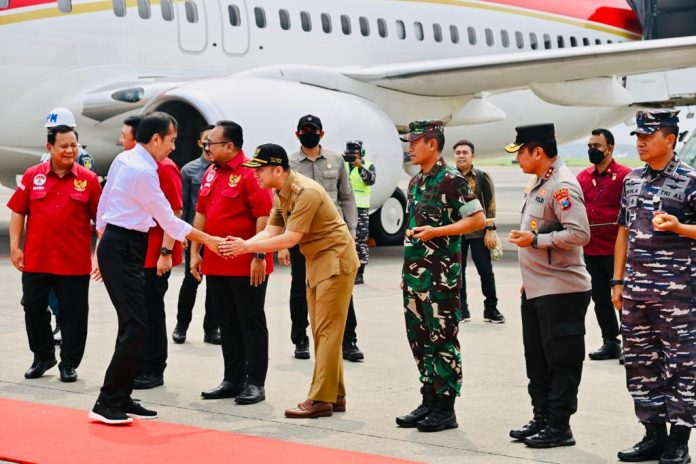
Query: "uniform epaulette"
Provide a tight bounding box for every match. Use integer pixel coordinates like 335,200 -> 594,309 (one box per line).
290,182 -> 304,195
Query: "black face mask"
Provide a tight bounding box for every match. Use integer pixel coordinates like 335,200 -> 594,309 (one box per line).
588,148 -> 606,165
299,133 -> 321,149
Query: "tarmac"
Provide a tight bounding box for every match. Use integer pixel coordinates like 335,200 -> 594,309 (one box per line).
0,166 -> 653,463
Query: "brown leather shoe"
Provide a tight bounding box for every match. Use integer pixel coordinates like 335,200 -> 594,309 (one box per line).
285,400 -> 333,418
333,396 -> 346,412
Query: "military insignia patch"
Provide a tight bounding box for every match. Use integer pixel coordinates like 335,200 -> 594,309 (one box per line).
530,219 -> 538,231
290,182 -> 304,194
228,174 -> 241,188
83,159 -> 92,169
553,188 -> 571,210
539,189 -> 547,196
73,179 -> 87,192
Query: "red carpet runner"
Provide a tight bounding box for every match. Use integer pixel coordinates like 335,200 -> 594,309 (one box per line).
0,398 -> 421,464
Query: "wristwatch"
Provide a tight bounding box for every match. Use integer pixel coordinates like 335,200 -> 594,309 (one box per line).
254,252 -> 266,260
609,279 -> 624,287
160,247 -> 173,256
485,225 -> 497,231
531,234 -> 538,249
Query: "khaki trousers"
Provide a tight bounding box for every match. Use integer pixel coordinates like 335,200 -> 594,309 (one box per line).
306,271 -> 355,402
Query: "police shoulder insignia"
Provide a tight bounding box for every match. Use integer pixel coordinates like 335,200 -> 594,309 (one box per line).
543,167 -> 554,180
553,188 -> 571,210
290,182 -> 304,195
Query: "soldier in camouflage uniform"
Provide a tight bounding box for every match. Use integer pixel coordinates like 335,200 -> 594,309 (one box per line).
613,110 -> 696,464
395,121 -> 485,433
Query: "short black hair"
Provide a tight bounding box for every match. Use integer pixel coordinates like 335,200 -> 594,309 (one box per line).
525,140 -> 558,158
123,115 -> 142,139
47,125 -> 78,145
135,112 -> 178,144
591,128 -> 615,146
200,124 -> 215,137
424,132 -> 445,152
216,120 -> 244,149
660,126 -> 679,148
453,139 -> 475,153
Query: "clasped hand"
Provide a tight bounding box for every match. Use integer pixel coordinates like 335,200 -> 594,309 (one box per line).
218,236 -> 247,258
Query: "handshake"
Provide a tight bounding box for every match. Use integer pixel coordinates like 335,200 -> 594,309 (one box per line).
208,236 -> 249,258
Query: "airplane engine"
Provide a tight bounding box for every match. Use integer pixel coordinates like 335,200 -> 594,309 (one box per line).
145,76 -> 407,245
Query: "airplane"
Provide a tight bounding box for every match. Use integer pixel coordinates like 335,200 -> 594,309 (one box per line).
2,0 -> 696,244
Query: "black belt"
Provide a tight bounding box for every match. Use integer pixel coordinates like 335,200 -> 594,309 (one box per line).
105,223 -> 148,238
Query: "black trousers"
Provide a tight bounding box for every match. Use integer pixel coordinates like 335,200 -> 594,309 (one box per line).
289,245 -> 357,345
96,224 -> 149,409
459,237 -> 498,312
584,254 -> 620,340
140,268 -> 170,377
207,276 -> 269,386
22,272 -> 89,369
176,246 -> 218,333
521,290 -> 591,429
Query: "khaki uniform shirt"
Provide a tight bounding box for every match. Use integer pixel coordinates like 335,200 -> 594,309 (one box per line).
269,171 -> 359,288
519,157 -> 591,299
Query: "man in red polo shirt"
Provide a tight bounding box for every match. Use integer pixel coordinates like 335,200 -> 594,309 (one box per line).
192,121 -> 274,405
8,125 -> 101,382
577,128 -> 631,361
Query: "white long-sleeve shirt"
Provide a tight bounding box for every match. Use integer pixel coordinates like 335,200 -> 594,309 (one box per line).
96,144 -> 192,242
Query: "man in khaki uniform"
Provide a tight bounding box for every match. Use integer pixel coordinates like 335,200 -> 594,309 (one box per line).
220,143 -> 358,419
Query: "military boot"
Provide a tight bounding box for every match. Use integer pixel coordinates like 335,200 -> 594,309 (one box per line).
618,422 -> 667,462
416,393 -> 458,432
660,425 -> 691,464
354,264 -> 365,285
510,411 -> 548,440
589,338 -> 621,360
396,384 -> 435,428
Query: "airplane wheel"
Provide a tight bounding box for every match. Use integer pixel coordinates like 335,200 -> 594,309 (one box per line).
369,187 -> 407,246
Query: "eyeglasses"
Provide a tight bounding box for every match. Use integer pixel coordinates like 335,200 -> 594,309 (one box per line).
203,140 -> 228,150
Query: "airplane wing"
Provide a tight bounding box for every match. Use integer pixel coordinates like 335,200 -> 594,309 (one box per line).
341,36 -> 696,98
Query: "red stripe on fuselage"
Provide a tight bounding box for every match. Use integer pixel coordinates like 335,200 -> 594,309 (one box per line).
1,0 -> 54,11
482,0 -> 642,35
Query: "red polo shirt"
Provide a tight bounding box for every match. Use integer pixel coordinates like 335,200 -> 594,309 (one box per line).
577,159 -> 632,256
7,162 -> 101,275
196,152 -> 274,276
144,158 -> 184,269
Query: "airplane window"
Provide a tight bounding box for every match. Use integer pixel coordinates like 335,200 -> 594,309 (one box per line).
137,0 -> 150,19
529,32 -> 538,50
433,23 -> 442,43
595,38 -> 602,45
543,33 -> 551,49
0,0 -> 8,9
607,39 -> 613,44
377,18 -> 388,37
228,5 -> 240,26
485,28 -> 493,46
301,11 -> 311,31
112,0 -> 126,17
254,7 -> 266,28
557,35 -> 565,48
570,36 -> 578,47
279,9 -> 290,30
321,13 -> 331,33
185,0 -> 198,23
450,25 -> 459,44
58,0 -> 71,13
161,0 -> 174,21
359,16 -> 369,36
396,20 -> 406,39
515,31 -> 523,49
582,37 -> 590,46
341,14 -> 351,35
467,27 -> 476,45
414,21 -> 424,41
500,30 -> 510,48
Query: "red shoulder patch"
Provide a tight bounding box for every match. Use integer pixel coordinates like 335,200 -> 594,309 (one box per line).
553,188 -> 572,210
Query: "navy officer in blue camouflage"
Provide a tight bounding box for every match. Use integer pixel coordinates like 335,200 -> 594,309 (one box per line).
613,110 -> 696,464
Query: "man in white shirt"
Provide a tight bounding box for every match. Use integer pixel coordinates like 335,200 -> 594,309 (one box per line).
89,112 -> 225,425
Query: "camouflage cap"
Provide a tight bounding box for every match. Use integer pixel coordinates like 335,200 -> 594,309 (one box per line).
630,109 -> 680,135
242,143 -> 289,169
399,120 -> 444,142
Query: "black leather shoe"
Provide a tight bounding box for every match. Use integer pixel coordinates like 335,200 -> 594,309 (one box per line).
396,384 -> 435,428
354,264 -> 365,285
172,325 -> 187,344
201,381 -> 244,400
483,309 -> 506,324
204,329 -> 221,345
342,340 -> 364,362
589,338 -> 621,360
133,374 -> 164,390
618,423 -> 667,462
524,426 -> 576,448
660,443 -> 691,464
294,339 -> 310,360
24,358 -> 57,379
510,417 -> 547,440
59,366 -> 77,383
235,385 -> 265,405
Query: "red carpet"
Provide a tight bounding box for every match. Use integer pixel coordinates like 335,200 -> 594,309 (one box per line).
0,398 -> 421,464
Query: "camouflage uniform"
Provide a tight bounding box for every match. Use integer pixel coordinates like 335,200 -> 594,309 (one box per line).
402,157 -> 483,396
619,153 -> 696,427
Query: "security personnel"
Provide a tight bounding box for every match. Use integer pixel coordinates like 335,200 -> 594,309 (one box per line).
506,124 -> 591,448
343,140 -> 376,284
8,125 -> 101,382
613,110 -> 696,464
395,121 -> 486,433
220,143 -> 359,418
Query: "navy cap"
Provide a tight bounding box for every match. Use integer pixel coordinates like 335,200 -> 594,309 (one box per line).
345,140 -> 363,154
242,143 -> 289,169
630,109 -> 680,135
505,123 -> 556,153
297,114 -> 322,131
399,120 -> 444,142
